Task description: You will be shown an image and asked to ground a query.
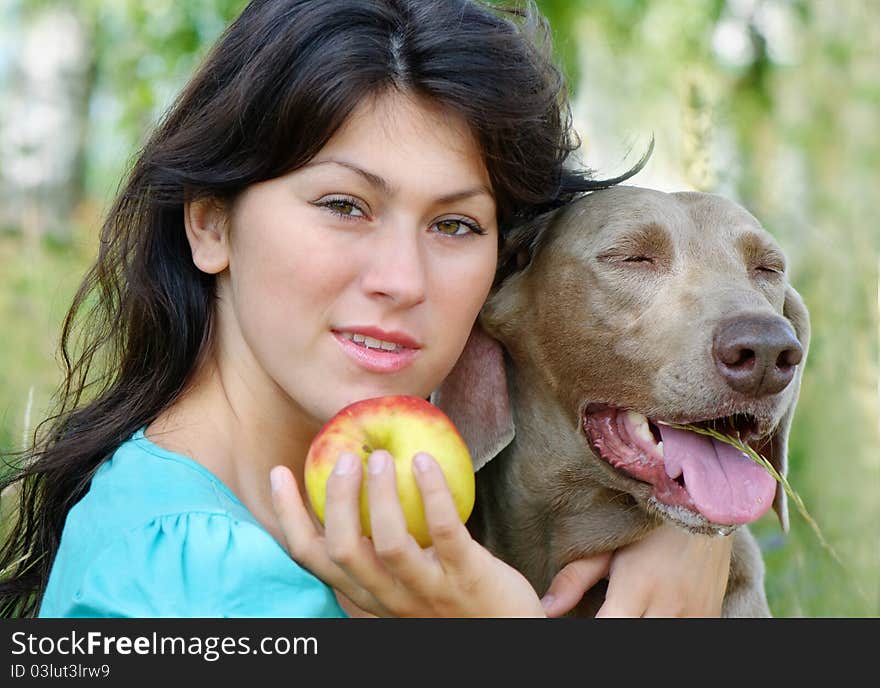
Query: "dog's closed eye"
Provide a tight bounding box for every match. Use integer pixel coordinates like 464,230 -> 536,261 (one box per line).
738,232 -> 787,277
596,222 -> 672,268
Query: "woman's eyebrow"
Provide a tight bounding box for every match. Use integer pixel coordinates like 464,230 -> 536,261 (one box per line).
304,158 -> 393,195
434,186 -> 494,205
303,158 -> 493,205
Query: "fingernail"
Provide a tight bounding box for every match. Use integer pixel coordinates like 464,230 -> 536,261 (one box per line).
540,594 -> 556,611
334,453 -> 357,475
368,451 -> 388,475
270,467 -> 287,493
413,452 -> 433,474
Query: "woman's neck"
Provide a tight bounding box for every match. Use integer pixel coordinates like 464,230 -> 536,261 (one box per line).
145,358 -> 318,545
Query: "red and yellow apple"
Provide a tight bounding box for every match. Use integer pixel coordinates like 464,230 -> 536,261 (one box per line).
304,395 -> 475,547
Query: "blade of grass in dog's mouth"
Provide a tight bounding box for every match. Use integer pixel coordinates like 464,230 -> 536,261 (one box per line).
663,422 -> 842,566
667,422 -> 874,607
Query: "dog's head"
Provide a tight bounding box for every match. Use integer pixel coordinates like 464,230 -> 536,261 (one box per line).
433,185 -> 810,534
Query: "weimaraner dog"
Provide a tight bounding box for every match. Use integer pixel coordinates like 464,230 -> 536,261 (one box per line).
433,185 -> 810,617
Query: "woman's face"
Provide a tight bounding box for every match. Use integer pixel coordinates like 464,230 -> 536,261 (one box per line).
208,91 -> 498,430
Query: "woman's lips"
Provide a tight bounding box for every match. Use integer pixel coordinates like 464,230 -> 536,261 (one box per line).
333,332 -> 420,373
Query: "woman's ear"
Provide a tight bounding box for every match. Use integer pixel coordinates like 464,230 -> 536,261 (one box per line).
184,197 -> 230,275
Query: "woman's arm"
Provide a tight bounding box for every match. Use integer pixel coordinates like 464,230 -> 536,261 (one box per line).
539,524 -> 733,617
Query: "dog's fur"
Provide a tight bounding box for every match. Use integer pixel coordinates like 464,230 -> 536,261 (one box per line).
433,186 -> 810,617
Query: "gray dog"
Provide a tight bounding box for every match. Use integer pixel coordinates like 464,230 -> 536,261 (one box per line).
433,185 -> 810,617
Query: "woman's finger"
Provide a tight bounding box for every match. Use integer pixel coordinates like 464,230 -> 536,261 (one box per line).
365,451 -> 425,581
540,553 -> 612,618
269,464 -> 327,563
269,461 -> 388,615
411,452 -> 474,571
322,452 -> 394,593
594,572 -> 645,618
594,598 -> 643,618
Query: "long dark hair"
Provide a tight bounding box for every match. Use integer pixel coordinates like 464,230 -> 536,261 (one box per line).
0,0 -> 639,617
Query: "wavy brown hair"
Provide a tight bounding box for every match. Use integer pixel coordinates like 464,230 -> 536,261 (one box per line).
0,0 -> 642,617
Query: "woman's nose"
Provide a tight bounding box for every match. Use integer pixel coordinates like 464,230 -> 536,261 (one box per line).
360,222 -> 428,307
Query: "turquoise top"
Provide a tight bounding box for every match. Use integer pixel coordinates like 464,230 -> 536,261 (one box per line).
38,429 -> 347,618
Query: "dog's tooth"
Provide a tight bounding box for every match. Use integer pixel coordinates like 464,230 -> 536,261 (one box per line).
657,440 -> 663,456
625,411 -> 654,445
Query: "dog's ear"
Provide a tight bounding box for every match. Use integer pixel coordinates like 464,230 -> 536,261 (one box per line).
430,322 -> 514,472
493,208 -> 559,286
760,284 -> 811,532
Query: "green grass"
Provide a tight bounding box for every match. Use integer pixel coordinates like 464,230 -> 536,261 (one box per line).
0,227 -> 95,456
666,422 -> 842,566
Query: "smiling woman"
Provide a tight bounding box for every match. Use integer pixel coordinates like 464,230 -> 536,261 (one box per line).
0,0 -> 732,620
0,0 -> 593,619
170,91 -> 499,469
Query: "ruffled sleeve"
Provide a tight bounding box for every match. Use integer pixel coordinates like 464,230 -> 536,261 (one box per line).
56,512 -> 347,618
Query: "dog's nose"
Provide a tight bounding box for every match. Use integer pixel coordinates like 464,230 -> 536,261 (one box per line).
712,315 -> 803,397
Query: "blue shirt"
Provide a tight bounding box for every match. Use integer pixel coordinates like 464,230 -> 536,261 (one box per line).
38,429 -> 347,618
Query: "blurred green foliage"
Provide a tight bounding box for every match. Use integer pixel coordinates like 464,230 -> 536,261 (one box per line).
1,0 -> 877,616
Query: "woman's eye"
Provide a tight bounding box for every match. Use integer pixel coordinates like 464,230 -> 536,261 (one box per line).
433,218 -> 486,236
316,196 -> 367,219
330,200 -> 360,215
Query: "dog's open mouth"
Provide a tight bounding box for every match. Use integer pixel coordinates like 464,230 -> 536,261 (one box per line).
581,405 -> 777,526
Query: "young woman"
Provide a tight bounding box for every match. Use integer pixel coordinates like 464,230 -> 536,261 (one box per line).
0,0 -> 731,618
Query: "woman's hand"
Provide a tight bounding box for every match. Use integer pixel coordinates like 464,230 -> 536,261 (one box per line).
540,523 -> 733,618
270,450 -> 547,618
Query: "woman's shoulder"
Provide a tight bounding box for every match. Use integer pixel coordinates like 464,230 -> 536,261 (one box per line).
41,509 -> 345,618
84,427 -> 247,520
53,428 -> 247,563
39,430 -> 347,618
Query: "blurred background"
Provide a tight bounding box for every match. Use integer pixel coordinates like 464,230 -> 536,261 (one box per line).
0,0 -> 877,616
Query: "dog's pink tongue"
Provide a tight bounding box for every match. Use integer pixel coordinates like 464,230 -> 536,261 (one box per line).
657,425 -> 776,525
